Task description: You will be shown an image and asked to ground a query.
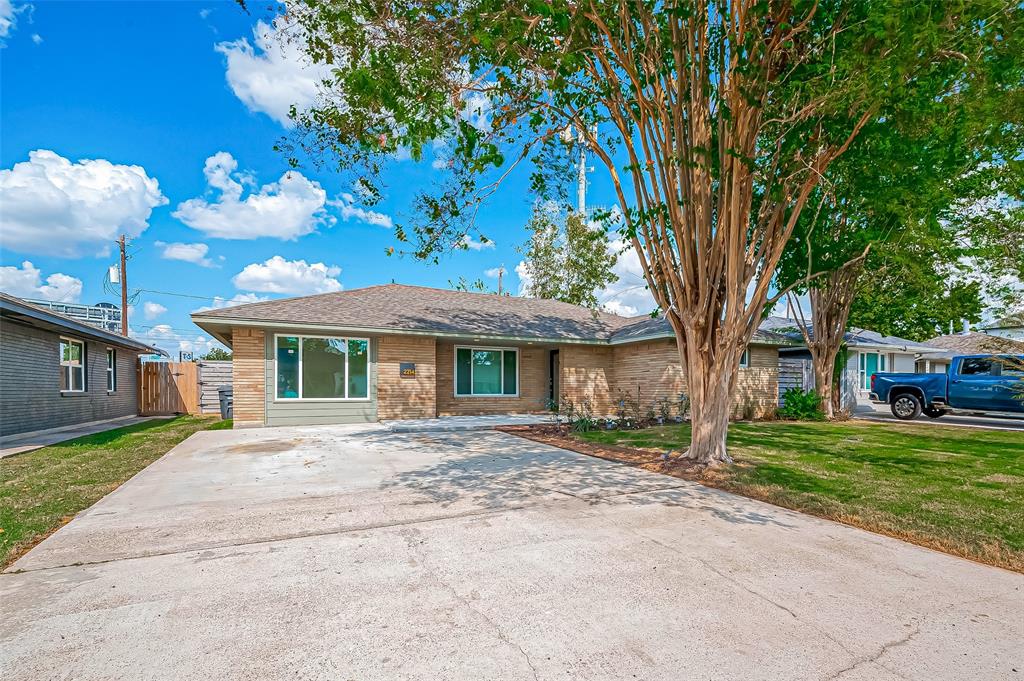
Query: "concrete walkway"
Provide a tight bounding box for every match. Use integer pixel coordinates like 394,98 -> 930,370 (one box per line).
2,425 -> 1021,680
0,415 -> 171,458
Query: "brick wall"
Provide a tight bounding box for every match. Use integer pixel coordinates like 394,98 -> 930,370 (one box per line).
559,344 -> 615,415
378,335 -> 436,419
436,341 -> 549,415
231,328 -> 265,427
609,338 -> 779,419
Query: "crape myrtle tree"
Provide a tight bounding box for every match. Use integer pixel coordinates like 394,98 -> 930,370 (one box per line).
270,0 -> 1014,465
774,42 -> 1024,418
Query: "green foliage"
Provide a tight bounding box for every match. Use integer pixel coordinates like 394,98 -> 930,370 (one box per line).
518,201 -> 618,308
201,348 -> 232,361
448,276 -> 494,293
778,389 -> 825,421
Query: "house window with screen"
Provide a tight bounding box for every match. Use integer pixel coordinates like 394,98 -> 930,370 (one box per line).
455,347 -> 518,396
275,335 -> 369,400
106,348 -> 117,391
60,338 -> 85,392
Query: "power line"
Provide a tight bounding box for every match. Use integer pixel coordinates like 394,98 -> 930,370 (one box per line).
135,288 -> 230,301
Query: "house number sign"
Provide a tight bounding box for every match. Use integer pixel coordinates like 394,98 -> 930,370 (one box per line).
400,363 -> 417,378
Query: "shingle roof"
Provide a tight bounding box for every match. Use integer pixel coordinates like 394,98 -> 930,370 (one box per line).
919,332 -> 1024,358
609,315 -> 794,345
193,284 -> 634,341
759,315 -> 937,350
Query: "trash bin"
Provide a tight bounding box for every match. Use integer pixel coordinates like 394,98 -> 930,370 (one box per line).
217,385 -> 233,420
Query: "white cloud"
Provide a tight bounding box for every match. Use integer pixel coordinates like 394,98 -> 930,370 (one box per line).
0,150 -> 167,257
142,301 -> 167,320
173,152 -> 331,240
597,240 -> 655,317
215,20 -> 332,127
0,0 -> 30,44
157,241 -> 216,267
0,260 -> 82,302
459,234 -> 495,251
30,32 -> 40,44
232,256 -> 342,295
328,193 -> 393,229
192,292 -> 269,314
484,266 -> 506,278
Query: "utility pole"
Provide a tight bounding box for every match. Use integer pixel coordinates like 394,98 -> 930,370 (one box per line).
497,266 -> 505,296
577,127 -> 587,215
118,235 -> 128,336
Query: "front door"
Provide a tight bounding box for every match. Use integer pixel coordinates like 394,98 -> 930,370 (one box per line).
858,352 -> 886,391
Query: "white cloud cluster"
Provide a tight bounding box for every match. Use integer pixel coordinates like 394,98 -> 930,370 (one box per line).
142,301 -> 167,320
173,152 -> 331,240
0,260 -> 82,302
157,241 -> 216,267
232,255 -> 342,295
459,234 -> 495,251
598,240 -> 656,317
484,266 -> 505,278
215,20 -> 332,127
329,193 -> 393,229
192,292 -> 269,314
0,0 -> 30,44
0,150 -> 167,257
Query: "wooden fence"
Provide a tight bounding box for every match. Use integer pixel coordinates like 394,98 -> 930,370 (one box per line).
138,362 -> 200,415
197,360 -> 232,414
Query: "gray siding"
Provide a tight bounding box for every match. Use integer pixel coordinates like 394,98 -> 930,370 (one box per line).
0,320 -> 140,437
197,360 -> 232,414
263,331 -> 378,426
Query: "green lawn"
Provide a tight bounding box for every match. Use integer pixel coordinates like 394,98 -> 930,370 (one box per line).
578,420 -> 1024,571
0,415 -> 230,568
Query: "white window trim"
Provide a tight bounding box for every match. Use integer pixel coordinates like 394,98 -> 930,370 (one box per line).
454,345 -> 520,398
60,336 -> 86,393
273,333 -> 371,402
739,349 -> 750,368
106,348 -> 117,393
858,351 -> 887,390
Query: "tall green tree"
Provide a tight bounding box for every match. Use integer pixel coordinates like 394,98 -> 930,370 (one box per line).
774,21 -> 1023,417
519,201 -> 618,308
273,0 -> 1017,464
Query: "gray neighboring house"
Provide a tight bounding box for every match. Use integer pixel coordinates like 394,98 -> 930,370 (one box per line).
0,293 -> 164,438
759,316 -> 940,410
917,331 -> 1024,373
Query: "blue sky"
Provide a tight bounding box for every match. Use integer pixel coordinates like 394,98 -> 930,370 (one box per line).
1,1 -> 649,356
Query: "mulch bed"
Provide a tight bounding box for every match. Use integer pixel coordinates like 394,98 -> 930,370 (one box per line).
495,424 -> 711,482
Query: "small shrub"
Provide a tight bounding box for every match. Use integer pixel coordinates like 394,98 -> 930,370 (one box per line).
675,392 -> 690,421
656,397 -> 672,422
779,388 -> 824,420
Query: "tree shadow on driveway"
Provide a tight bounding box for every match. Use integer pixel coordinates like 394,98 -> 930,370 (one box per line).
364,430 -> 797,529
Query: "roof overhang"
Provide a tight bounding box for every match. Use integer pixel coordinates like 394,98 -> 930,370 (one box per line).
2,295 -> 166,355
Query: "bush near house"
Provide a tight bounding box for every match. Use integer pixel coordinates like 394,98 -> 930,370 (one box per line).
0,416 -> 229,568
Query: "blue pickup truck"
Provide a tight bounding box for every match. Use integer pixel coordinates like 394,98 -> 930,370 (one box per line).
870,354 -> 1024,420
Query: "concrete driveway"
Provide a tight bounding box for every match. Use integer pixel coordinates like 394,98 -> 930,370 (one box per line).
2,426 -> 1021,680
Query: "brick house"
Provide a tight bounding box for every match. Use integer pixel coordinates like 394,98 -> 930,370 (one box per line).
0,292 -> 164,438
191,284 -> 790,428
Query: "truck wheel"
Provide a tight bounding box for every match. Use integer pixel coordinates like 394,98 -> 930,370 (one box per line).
923,407 -> 947,419
891,393 -> 922,420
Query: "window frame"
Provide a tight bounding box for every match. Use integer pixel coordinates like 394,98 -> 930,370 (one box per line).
60,336 -> 86,393
273,333 -> 371,402
106,348 -> 117,392
739,349 -> 750,368
453,345 -> 520,398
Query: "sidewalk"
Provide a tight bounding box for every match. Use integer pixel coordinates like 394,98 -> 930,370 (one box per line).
0,416 -> 171,459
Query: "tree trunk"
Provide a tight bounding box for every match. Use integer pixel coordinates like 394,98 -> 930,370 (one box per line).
812,357 -> 836,420
679,339 -> 735,465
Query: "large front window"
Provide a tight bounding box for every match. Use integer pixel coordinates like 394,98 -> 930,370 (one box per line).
275,335 -> 369,400
60,338 -> 85,392
455,347 -> 518,397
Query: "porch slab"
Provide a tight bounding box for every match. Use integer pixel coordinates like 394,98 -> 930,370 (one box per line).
383,413 -> 553,433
